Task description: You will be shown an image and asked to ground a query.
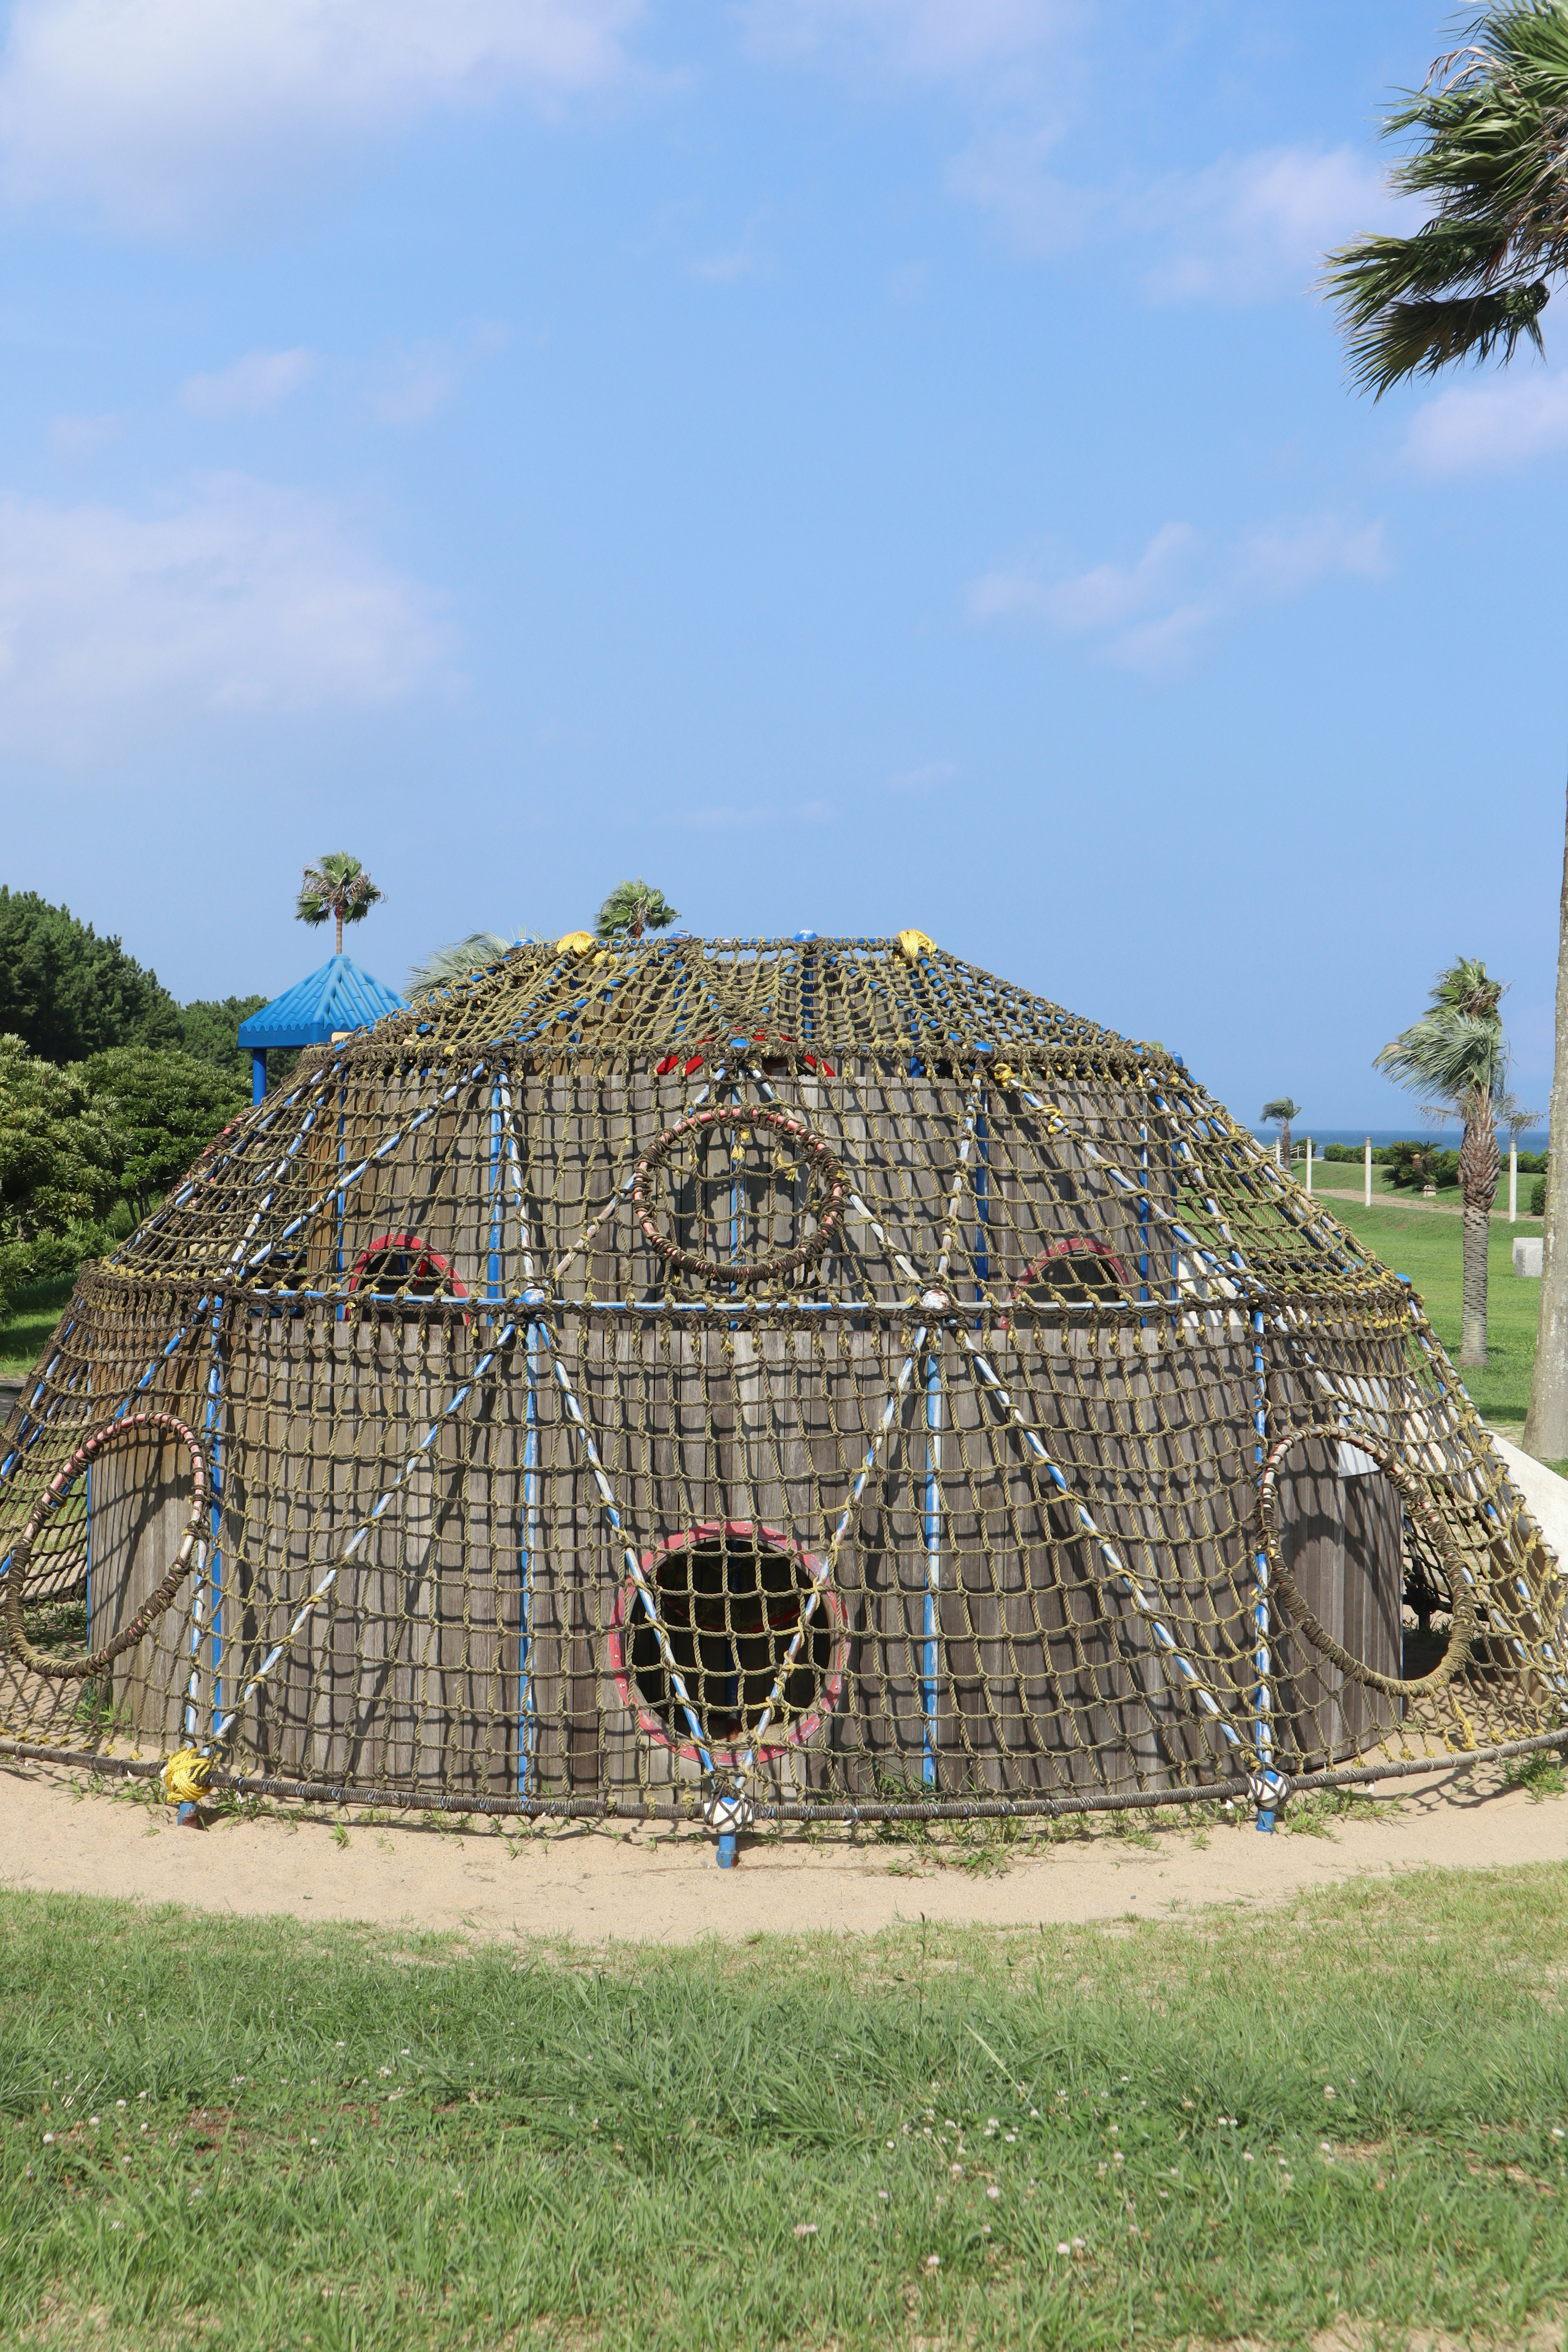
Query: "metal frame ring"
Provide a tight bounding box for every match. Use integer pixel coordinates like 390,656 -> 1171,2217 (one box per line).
2,1410 -> 209,1682
1257,1420 -> 1479,1697
630,1106 -> 847,1288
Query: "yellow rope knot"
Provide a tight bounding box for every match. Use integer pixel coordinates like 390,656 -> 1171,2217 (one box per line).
160,1748 -> 214,1808
895,928 -> 935,963
556,931 -> 595,956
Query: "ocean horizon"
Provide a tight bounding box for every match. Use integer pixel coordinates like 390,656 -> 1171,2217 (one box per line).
1247,1127 -> 1550,1154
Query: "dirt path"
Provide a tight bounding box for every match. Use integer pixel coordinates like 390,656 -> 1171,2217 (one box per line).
4,1756 -> 1565,1947
1307,1183 -> 1535,1223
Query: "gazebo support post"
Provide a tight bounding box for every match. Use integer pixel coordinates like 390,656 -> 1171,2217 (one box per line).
251,1050 -> 267,1105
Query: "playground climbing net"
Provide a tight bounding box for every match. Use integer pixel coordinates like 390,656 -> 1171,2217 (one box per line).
0,931 -> 1563,1832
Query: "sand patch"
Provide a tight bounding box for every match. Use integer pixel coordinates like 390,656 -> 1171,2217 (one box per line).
3,1755 -> 1567,1946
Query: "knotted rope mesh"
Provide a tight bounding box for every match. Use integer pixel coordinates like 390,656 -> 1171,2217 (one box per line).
0,933 -> 1561,1819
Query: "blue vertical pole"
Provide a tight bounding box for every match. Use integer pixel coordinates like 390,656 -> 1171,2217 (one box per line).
251,1050 -> 267,1105
1252,1307 -> 1274,1831
520,1322 -> 539,1795
183,1302 -> 223,1824
974,1106 -> 989,1296
923,1349 -> 941,1786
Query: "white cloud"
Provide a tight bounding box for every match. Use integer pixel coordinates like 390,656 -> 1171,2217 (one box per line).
0,0 -> 644,232
970,512 -> 1385,674
944,123 -> 1087,256
372,324 -> 511,425
885,759 -> 957,794
1142,145 -> 1407,305
1236,515 -> 1388,597
47,411 -> 120,466
683,800 -> 835,829
179,348 -> 315,418
741,0 -> 1068,79
970,522 -> 1196,634
690,248 -> 767,283
0,472 -> 453,753
1404,370 -> 1568,474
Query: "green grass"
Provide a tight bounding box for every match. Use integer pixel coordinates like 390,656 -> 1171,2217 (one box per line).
1309,1192 -> 1545,1425
0,1275 -> 79,1379
6,1866 -> 1568,2349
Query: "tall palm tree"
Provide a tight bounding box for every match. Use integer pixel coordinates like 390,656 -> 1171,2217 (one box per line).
296,853 -> 383,958
595,880 -> 679,941
1374,958 -> 1508,1366
1324,0 -> 1568,1438
1261,1097 -> 1302,1174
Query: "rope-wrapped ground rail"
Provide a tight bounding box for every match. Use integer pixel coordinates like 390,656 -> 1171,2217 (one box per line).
1,930 -> 1561,1826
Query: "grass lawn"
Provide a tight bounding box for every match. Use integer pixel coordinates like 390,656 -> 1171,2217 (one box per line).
1307,1193 -> 1545,1427
0,1275 -> 79,1381
5,1863 -> 1568,2350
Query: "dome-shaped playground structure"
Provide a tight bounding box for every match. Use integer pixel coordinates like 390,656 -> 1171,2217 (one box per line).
2,929 -> 1565,1851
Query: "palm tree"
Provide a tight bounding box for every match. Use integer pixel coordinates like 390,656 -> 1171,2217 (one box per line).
1261,1097 -> 1302,1174
1374,958 -> 1508,1366
405,931 -> 537,997
296,853 -> 383,958
595,880 -> 679,941
1323,1 -> 1568,1435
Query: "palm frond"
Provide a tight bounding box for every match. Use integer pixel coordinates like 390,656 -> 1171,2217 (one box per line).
1342,282 -> 1547,396
405,931 -> 533,997
1327,2 -> 1568,395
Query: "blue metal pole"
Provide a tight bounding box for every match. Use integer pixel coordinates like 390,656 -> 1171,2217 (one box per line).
923,1349 -> 941,1786
1252,1307 -> 1274,1831
251,1050 -> 267,1105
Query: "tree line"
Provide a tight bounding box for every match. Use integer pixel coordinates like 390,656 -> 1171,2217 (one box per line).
0,888 -> 267,1315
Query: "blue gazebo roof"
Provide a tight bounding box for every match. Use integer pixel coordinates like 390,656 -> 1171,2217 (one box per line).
238,953 -> 406,1051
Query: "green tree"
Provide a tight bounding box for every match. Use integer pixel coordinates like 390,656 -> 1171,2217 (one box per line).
594,880 -> 679,941
0,1036 -> 118,1247
1261,1097 -> 1302,1173
177,993 -> 270,1086
296,853 -> 383,958
1374,959 -> 1508,1365
1324,1 -> 1568,1434
0,1041 -> 116,1318
78,1047 -> 248,1223
0,887 -> 180,1061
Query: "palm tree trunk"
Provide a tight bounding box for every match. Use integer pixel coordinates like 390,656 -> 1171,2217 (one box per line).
1458,1105 -> 1499,1368
1525,777 -> 1568,1459
336,909 -> 343,956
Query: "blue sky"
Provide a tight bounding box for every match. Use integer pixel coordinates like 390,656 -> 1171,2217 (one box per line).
0,0 -> 1559,1128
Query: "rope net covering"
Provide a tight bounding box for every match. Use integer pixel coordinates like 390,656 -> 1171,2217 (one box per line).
1,932 -> 1563,1820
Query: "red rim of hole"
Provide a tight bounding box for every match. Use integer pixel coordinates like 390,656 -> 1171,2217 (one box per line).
607,1519 -> 847,1767
347,1232 -> 470,1305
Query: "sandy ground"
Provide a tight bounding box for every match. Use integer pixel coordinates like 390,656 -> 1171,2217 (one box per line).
2,1755 -> 1566,1946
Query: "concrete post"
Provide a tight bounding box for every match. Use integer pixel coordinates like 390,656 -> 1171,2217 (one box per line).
1510,1136 -> 1518,1223
1364,1136 -> 1372,1207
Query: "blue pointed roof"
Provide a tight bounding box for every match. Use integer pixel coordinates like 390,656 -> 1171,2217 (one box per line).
238,953 -> 405,1051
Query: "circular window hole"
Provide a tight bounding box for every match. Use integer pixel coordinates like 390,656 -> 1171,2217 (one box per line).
347,1232 -> 467,1308
609,1521 -> 845,1765
1014,1237 -> 1131,1307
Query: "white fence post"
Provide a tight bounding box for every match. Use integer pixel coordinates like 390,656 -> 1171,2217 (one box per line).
1305,1138 -> 1313,1195
1364,1136 -> 1372,1208
1510,1136 -> 1518,1224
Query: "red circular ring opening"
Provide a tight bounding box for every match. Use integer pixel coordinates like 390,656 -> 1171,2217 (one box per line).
347,1232 -> 469,1305
607,1519 -> 846,1767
